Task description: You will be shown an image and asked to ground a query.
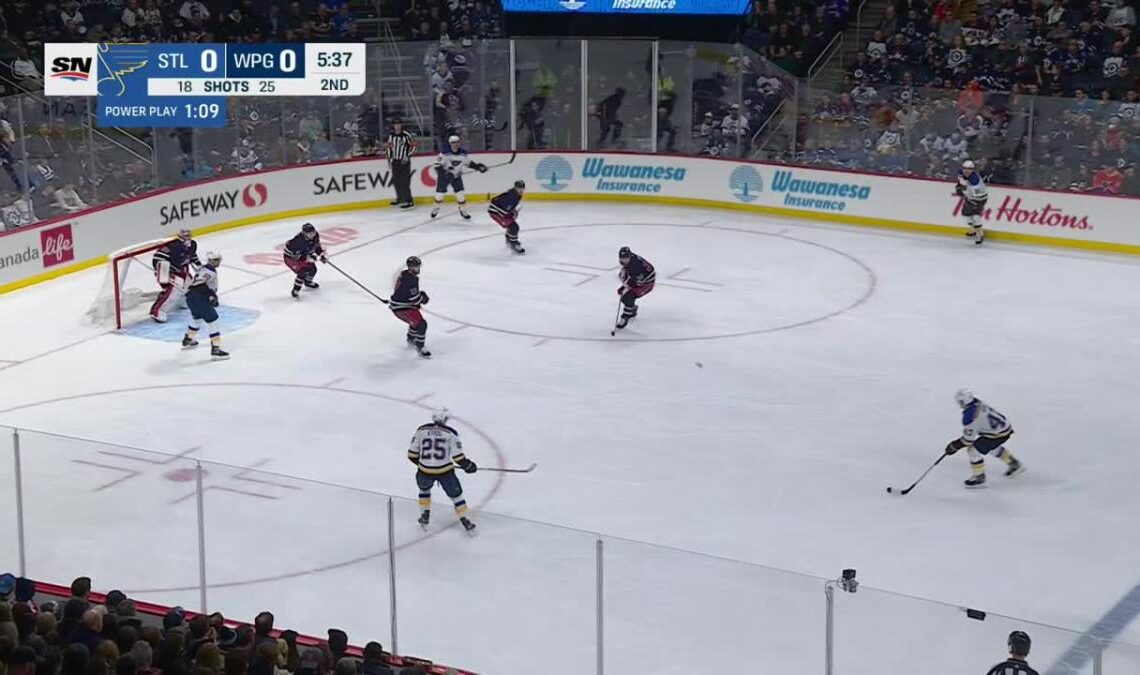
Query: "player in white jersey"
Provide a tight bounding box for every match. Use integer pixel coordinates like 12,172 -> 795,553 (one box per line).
430,135 -> 487,220
407,408 -> 477,532
181,252 -> 229,360
944,389 -> 1023,488
954,159 -> 989,245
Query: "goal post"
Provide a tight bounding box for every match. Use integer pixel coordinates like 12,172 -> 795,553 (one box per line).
86,238 -> 173,330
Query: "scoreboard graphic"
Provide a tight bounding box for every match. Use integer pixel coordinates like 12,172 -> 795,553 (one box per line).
44,43 -> 366,129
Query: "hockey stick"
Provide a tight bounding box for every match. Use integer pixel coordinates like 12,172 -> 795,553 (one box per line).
886,452 -> 948,496
609,299 -> 623,336
481,151 -> 517,170
326,260 -> 389,305
480,462 -> 537,474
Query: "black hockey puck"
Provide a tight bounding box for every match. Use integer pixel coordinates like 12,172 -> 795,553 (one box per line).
886,486 -> 893,494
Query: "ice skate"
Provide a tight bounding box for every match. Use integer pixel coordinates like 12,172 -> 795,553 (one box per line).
211,346 -> 230,360
430,206 -> 440,218
459,208 -> 471,220
303,280 -> 319,289
416,345 -> 432,359
460,516 -> 476,534
152,311 -> 167,323
1004,458 -> 1024,478
964,473 -> 986,489
181,335 -> 198,349
418,510 -> 430,530
291,286 -> 300,299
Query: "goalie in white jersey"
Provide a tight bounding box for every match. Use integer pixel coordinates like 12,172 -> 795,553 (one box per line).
408,408 -> 477,532
944,389 -> 1023,488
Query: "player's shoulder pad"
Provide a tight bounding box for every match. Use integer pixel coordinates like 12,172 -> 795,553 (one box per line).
437,423 -> 459,435
415,422 -> 436,431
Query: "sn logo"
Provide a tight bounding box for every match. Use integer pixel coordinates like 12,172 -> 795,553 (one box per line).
50,56 -> 93,81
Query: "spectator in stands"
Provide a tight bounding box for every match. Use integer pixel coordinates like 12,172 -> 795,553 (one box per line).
7,646 -> 38,675
68,612 -> 103,655
10,45 -> 42,89
358,643 -> 389,675
69,580 -> 91,608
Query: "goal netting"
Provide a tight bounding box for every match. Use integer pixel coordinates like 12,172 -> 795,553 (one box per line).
86,239 -> 171,329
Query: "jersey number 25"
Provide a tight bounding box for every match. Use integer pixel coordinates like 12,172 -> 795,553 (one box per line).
421,437 -> 448,459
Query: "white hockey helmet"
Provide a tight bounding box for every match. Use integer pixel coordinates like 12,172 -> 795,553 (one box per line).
206,251 -> 222,264
448,134 -> 460,145
954,388 -> 976,408
962,159 -> 976,170
432,407 -> 450,425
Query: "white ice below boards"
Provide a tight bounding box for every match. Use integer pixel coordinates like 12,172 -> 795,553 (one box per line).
0,202 -> 1139,674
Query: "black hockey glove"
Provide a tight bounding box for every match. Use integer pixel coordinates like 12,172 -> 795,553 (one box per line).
954,184 -> 966,197
472,162 -> 488,173
419,291 -> 430,305
944,438 -> 966,456
460,458 -> 477,473
210,295 -> 219,307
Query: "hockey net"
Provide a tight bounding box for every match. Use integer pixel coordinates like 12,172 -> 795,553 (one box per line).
86,239 -> 172,329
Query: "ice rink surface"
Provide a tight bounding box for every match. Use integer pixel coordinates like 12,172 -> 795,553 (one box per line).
2,202 -> 1140,673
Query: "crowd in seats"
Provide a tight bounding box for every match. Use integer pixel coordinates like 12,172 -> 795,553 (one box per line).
741,0 -> 852,76
0,574 -> 460,675
797,0 -> 1140,195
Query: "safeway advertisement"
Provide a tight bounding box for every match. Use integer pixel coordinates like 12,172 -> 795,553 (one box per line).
159,182 -> 268,226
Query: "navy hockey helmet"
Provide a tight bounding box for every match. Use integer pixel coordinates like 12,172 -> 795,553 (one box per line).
406,255 -> 422,269
618,246 -> 632,260
1008,631 -> 1031,657
514,180 -> 526,190
178,229 -> 192,242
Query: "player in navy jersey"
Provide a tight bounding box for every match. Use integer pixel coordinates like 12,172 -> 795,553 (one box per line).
283,223 -> 327,299
488,180 -> 526,254
150,229 -> 201,323
431,135 -> 487,220
616,246 -> 655,330
389,256 -> 431,358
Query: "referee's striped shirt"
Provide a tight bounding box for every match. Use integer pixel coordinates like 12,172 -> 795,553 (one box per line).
386,131 -> 416,161
986,660 -> 1039,675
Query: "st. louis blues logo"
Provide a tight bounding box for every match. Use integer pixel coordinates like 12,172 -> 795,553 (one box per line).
729,165 -> 762,203
536,155 -> 573,191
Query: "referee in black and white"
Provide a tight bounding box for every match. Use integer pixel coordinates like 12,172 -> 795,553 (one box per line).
385,117 -> 417,209
986,631 -> 1038,675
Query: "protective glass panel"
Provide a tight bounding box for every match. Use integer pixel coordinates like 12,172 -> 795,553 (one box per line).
0,427 -> 16,573
16,429 -> 202,608
604,536 -> 824,672
391,495 -> 594,673
513,39 -> 582,150
1027,92 -> 1137,195
11,95 -> 103,222
1102,637 -> 1140,673
656,43 -> 694,154
199,459 -> 391,641
231,98 -> 287,171
833,582 -> 1089,675
585,40 -> 653,152
685,43 -> 745,158
466,39 -> 512,152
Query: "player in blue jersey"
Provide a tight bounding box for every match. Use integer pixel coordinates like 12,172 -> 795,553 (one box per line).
150,229 -> 201,323
954,159 -> 989,245
615,246 -> 656,330
944,389 -> 1024,488
389,256 -> 431,358
488,180 -> 526,254
283,223 -> 327,299
431,134 -> 487,220
181,251 -> 229,360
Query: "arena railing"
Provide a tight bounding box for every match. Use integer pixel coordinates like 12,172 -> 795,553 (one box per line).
3,424 -> 1140,674
4,38 -> 1137,230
